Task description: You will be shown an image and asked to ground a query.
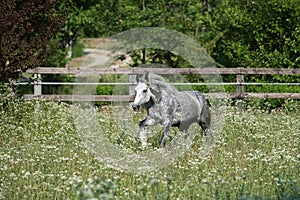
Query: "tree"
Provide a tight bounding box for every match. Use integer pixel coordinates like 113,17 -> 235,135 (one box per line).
202,0 -> 300,108
59,0 -> 101,58
209,0 -> 300,69
0,0 -> 66,82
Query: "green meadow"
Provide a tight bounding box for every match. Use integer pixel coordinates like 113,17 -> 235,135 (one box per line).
0,99 -> 299,199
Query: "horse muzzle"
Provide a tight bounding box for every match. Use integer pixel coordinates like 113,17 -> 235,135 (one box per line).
132,104 -> 142,112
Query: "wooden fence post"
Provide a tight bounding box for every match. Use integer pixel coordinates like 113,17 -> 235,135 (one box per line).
33,73 -> 42,96
129,74 -> 137,97
237,68 -> 245,98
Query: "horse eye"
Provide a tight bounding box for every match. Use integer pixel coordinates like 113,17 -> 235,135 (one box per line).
142,89 -> 147,93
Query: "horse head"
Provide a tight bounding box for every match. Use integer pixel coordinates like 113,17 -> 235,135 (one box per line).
132,74 -> 156,111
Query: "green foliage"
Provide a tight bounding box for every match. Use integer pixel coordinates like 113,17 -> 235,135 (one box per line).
60,0 -> 100,37
128,49 -> 190,68
0,83 -> 14,108
96,75 -> 118,106
210,0 -> 300,68
71,41 -> 84,58
42,74 -> 75,95
45,36 -> 69,67
69,0 -> 208,37
62,0 -> 299,71
77,176 -> 118,200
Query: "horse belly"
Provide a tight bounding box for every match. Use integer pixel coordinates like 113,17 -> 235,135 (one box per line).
177,93 -> 202,123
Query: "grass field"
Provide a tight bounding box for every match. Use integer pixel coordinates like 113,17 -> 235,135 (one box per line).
0,99 -> 299,199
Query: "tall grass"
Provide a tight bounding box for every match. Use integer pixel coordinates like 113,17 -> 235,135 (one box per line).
0,98 -> 299,199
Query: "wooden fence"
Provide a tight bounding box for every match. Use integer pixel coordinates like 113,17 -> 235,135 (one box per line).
24,67 -> 300,101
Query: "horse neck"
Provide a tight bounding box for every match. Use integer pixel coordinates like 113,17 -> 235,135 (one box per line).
146,97 -> 155,110
149,86 -> 176,107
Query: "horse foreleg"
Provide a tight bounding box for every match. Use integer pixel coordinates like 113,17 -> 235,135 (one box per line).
139,117 -> 156,149
160,120 -> 172,148
139,126 -> 147,149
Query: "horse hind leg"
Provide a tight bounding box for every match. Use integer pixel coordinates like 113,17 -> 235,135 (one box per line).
179,125 -> 192,149
199,104 -> 213,144
199,122 -> 213,145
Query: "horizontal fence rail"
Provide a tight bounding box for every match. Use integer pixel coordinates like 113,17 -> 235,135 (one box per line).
23,93 -> 300,102
26,67 -> 300,75
23,67 -> 300,101
16,82 -> 300,86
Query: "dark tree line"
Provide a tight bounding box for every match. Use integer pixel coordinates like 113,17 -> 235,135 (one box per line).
0,0 -> 66,82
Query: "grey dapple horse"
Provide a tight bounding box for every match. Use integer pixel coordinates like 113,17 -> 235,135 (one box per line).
132,73 -> 211,148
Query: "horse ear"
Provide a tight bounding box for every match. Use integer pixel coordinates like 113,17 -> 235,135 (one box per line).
135,75 -> 141,82
139,74 -> 150,83
144,73 -> 150,82
135,74 -> 143,83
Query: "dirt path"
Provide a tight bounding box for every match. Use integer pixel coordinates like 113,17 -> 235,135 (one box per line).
68,38 -> 132,68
